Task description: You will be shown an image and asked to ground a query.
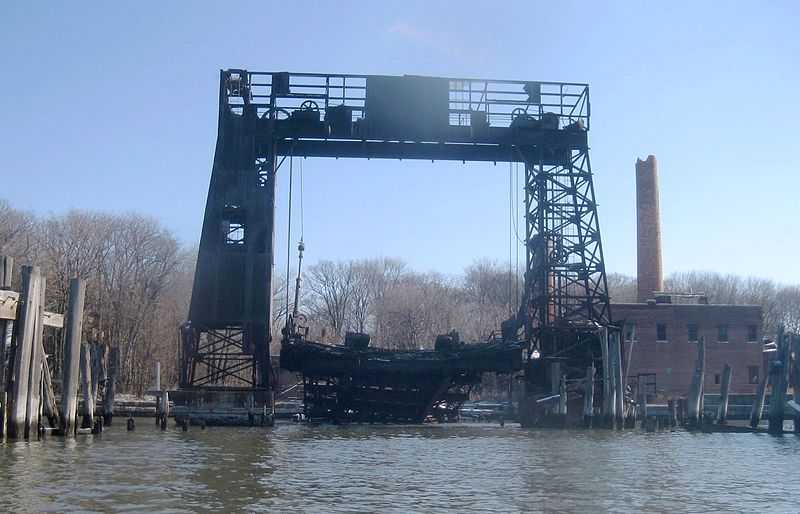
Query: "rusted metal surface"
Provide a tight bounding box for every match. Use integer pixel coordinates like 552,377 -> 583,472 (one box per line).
183,71 -> 609,424
281,332 -> 524,423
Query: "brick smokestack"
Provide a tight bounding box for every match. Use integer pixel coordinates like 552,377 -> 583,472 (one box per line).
636,155 -> 663,302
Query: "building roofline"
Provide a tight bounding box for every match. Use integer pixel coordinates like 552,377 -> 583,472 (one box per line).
612,302 -> 762,309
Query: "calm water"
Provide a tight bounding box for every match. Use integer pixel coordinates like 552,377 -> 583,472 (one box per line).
1,422 -> 799,513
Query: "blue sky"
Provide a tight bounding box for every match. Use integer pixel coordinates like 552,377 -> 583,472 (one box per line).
2,2 -> 798,284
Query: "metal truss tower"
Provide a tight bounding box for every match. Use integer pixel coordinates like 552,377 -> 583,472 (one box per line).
519,144 -> 612,392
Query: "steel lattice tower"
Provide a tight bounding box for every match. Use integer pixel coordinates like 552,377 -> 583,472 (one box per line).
519,144 -> 612,391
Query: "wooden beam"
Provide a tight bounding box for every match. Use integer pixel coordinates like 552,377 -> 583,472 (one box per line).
0,290 -> 64,328
42,355 -> 59,429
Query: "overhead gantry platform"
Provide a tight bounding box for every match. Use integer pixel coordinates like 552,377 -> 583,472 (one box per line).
176,70 -> 610,426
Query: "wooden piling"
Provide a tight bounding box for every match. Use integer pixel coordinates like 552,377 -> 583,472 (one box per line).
558,374 -> 567,416
60,278 -> 85,436
600,327 -> 611,423
160,389 -> 169,430
687,337 -> 706,427
793,335 -> 800,434
717,363 -> 732,424
583,365 -> 595,427
104,346 -> 119,425
0,256 -> 12,437
8,266 -> 41,439
768,330 -> 789,435
611,331 -> 624,428
550,361 -> 561,394
80,343 -> 95,429
90,342 -> 107,410
668,399 -> 677,427
25,278 -> 46,438
0,256 -> 11,289
637,381 -> 647,424
750,356 -> 770,429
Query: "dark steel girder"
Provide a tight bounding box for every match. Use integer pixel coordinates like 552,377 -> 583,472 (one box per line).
268,135 -> 586,163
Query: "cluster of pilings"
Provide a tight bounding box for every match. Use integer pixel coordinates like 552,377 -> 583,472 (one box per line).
536,326 -> 800,435
637,330 -> 799,434
532,328 -> 628,429
0,257 -> 120,440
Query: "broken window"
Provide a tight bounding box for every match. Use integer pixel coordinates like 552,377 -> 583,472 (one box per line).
718,324 -> 729,343
226,222 -> 245,245
688,323 -> 699,342
656,323 -> 667,342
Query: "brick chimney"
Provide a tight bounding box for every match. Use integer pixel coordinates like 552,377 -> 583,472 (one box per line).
636,155 -> 663,302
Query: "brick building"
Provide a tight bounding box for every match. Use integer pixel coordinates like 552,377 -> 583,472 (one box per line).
615,301 -> 763,396
618,155 -> 764,397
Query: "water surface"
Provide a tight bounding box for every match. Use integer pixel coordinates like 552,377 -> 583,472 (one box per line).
1,422 -> 798,513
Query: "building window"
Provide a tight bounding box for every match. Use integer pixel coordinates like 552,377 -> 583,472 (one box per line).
624,323 -> 637,343
226,222 -> 245,245
747,325 -> 758,342
656,323 -> 667,342
714,374 -> 721,385
748,366 -> 760,384
688,324 -> 699,343
717,324 -> 729,343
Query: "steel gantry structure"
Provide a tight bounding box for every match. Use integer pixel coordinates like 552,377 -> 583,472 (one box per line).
177,70 -> 612,424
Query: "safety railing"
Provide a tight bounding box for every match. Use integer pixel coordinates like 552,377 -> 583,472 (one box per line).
222,70 -> 590,131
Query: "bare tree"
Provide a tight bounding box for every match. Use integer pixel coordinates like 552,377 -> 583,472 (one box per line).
461,259 -> 517,340
606,273 -> 638,303
306,260 -> 355,340
0,200 -> 37,283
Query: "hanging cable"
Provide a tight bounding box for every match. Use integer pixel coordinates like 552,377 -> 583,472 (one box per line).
299,156 -> 305,240
509,160 -> 514,316
515,161 -> 521,309
292,157 -> 305,321
285,153 -> 294,326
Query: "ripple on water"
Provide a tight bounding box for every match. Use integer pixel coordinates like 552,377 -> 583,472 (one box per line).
1,423 -> 799,513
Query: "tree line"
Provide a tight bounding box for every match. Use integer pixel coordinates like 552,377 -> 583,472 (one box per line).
606,271 -> 800,334
1,199 -> 193,394
2,198 -> 798,395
